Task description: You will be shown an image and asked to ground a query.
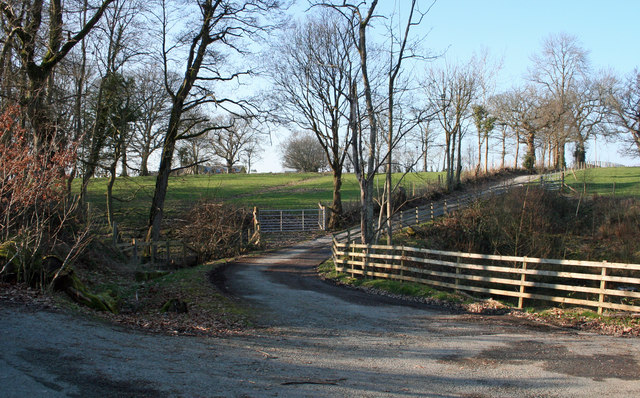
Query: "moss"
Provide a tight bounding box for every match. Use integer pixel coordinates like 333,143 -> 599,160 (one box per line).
62,270 -> 120,313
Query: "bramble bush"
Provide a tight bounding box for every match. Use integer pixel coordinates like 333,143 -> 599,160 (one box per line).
0,106 -> 84,287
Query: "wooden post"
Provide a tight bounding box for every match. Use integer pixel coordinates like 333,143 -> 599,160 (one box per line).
302,210 -> 305,231
518,258 -> 527,309
280,210 -> 283,232
561,171 -> 565,191
444,199 -> 448,215
455,256 -> 461,293
363,245 -> 370,279
132,239 -> 138,264
598,263 -> 607,315
400,248 -> 405,279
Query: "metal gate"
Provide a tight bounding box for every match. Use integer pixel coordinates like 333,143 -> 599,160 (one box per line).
255,206 -> 327,232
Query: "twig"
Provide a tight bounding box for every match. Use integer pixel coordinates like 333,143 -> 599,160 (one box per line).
281,378 -> 346,386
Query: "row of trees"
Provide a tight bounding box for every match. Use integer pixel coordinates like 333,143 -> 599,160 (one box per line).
0,0 -> 281,245
1,0 -> 639,250
268,4 -> 639,241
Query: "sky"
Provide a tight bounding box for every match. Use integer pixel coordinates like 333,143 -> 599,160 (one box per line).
253,0 -> 640,172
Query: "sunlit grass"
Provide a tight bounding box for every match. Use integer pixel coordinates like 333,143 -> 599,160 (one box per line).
565,167 -> 640,197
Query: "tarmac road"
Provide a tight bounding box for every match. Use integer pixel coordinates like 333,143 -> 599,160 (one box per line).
1,236 -> 640,397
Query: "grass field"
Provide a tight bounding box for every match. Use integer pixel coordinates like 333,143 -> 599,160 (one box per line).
79,171 -> 446,230
79,166 -> 640,233
564,167 -> 640,197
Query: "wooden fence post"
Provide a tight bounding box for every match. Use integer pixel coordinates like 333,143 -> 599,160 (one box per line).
518,258 -> 527,309
363,245 -> 370,278
444,199 -> 448,215
301,210 -> 305,231
598,263 -> 607,315
455,256 -> 461,293
132,239 -> 138,265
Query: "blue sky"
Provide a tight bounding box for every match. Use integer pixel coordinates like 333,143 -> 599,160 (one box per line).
255,0 -> 640,171
420,0 -> 639,84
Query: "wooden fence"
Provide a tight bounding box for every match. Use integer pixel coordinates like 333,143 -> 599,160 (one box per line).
117,239 -> 199,266
332,241 -> 640,314
330,172 -> 640,313
333,173 -> 563,245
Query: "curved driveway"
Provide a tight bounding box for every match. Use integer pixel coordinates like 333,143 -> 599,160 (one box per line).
1,236 -> 640,397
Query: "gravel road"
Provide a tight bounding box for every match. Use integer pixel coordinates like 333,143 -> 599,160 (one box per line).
2,235 -> 640,397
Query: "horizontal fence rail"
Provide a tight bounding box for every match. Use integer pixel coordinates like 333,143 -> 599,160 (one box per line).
333,172 -> 563,245
332,242 -> 640,314
256,207 -> 326,233
117,239 -> 199,266
330,171 -> 640,313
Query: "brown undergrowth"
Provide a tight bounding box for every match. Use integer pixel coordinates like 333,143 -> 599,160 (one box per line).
399,187 -> 640,264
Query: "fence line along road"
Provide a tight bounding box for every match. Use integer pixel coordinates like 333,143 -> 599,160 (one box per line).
332,241 -> 640,314
330,172 -> 640,313
333,172 -> 563,244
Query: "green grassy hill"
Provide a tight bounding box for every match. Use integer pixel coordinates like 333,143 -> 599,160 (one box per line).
564,167 -> 640,197
78,171 -> 446,230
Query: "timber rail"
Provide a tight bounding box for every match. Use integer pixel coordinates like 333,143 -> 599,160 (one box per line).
330,172 -> 640,313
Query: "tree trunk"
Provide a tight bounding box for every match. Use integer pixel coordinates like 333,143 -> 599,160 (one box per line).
120,139 -> 128,177
477,131 -> 482,176
140,151 -> 150,176
146,107 -> 181,242
514,135 -> 520,169
484,132 -> 489,173
501,127 -> 506,169
524,130 -> 536,171
455,126 -> 462,187
328,169 -> 343,230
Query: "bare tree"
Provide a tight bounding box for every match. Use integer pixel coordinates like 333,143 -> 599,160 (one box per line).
529,32 -> 590,169
605,69 -> 640,157
472,104 -> 496,174
281,131 -> 327,172
146,0 -> 280,242
267,9 -> 353,228
210,116 -> 258,173
80,0 -> 145,198
0,0 -> 115,150
240,135 -> 261,173
129,66 -> 171,176
329,0 -> 380,244
424,59 -> 479,189
380,0 -> 429,244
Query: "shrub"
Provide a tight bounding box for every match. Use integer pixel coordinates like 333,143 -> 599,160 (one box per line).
0,106 -> 84,288
176,201 -> 255,260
